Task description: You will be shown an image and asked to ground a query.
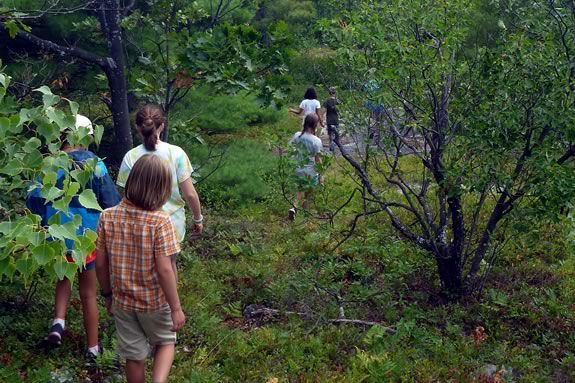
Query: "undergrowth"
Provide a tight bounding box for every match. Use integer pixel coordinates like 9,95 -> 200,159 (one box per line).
0,113 -> 574,382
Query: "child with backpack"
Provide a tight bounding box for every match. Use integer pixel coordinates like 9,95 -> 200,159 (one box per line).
96,154 -> 185,383
27,114 -> 121,361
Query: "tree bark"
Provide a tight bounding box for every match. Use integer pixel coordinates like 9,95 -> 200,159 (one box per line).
99,0 -> 132,163
436,254 -> 463,296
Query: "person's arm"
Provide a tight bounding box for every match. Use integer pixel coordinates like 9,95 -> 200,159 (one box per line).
154,218 -> 185,331
289,107 -> 303,115
315,153 -> 324,184
176,149 -> 203,237
95,218 -> 113,314
155,255 -> 185,331
316,107 -> 325,127
180,178 -> 203,237
115,154 -> 131,192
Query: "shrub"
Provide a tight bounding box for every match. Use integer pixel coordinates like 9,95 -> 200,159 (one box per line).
0,71 -> 104,283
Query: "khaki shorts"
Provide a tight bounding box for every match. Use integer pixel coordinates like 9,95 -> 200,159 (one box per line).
113,304 -> 176,360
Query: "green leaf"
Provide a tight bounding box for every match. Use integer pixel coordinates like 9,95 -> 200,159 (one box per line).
47,214 -> 61,225
33,243 -> 56,266
65,182 -> 80,197
18,108 -> 32,127
16,256 -> 37,275
0,117 -> 10,138
27,231 -> 46,246
52,196 -> 72,214
34,85 -> 53,95
68,100 -> 79,116
0,73 -> 7,88
0,159 -> 24,176
94,124 -> 104,146
53,258 -> 77,281
42,93 -> 60,108
4,20 -> 19,39
71,168 -> 92,188
37,120 -> 59,141
23,137 -> 42,153
229,243 -> 242,256
72,235 -> 96,264
48,222 -> 78,241
78,189 -> 102,211
0,257 -> 16,279
46,107 -> 74,130
23,149 -> 44,169
42,171 -> 58,187
0,221 -> 16,235
84,229 -> 97,242
41,186 -> 64,202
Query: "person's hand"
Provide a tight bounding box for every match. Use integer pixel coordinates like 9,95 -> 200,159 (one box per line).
191,223 -> 203,240
105,296 -> 113,315
171,307 -> 186,332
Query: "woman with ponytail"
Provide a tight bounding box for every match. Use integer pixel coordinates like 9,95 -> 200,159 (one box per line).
117,105 -> 204,244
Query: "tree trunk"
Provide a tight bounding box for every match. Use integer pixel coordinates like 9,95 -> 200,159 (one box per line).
100,0 -> 132,163
104,66 -> 132,163
436,255 -> 463,297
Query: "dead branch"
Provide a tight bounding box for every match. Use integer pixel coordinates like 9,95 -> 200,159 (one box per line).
242,305 -> 396,333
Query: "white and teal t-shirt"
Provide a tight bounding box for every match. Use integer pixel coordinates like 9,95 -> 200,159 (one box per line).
289,132 -> 322,177
117,142 -> 193,242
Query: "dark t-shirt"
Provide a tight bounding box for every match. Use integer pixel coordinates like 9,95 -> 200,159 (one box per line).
324,98 -> 338,125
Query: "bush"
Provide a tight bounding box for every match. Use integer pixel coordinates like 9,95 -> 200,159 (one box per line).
171,88 -> 282,134
288,47 -> 339,90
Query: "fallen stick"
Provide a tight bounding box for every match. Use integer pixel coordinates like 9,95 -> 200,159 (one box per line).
243,305 -> 396,334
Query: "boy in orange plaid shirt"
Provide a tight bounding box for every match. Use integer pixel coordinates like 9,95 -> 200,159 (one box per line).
96,154 -> 185,383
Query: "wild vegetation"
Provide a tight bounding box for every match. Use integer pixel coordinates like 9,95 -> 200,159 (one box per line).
1,0 -> 575,382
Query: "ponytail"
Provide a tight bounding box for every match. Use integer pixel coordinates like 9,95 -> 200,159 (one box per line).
301,114 -> 319,136
135,104 -> 165,151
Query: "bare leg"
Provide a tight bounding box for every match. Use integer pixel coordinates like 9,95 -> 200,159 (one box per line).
294,191 -> 304,210
125,359 -> 146,383
54,278 -> 72,320
152,344 -> 175,383
302,191 -> 312,210
78,269 -> 99,349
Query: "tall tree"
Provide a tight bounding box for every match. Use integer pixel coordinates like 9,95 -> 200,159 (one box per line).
1,0 -> 289,161
0,0 -> 133,163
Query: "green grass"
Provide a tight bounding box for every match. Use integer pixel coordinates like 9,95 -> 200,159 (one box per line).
171,88 -> 283,135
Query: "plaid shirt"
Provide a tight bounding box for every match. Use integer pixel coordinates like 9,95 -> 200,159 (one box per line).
96,199 -> 180,312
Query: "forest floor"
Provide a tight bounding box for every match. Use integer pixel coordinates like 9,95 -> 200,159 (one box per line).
1,115 -> 575,382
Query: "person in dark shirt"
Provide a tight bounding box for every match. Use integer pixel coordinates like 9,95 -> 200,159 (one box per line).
324,87 -> 339,152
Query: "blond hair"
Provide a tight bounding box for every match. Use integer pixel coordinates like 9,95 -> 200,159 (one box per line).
125,154 -> 172,211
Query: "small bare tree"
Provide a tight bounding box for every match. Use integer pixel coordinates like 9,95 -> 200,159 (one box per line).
328,0 -> 575,297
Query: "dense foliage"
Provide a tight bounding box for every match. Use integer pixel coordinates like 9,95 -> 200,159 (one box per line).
0,72 -> 103,283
